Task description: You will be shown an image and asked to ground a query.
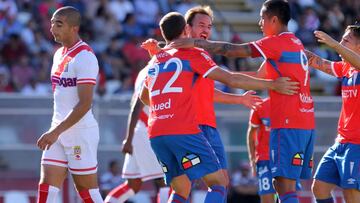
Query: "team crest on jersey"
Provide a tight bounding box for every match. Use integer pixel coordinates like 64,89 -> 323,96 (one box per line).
292,153 -> 304,166
181,153 -> 201,170
73,146 -> 81,160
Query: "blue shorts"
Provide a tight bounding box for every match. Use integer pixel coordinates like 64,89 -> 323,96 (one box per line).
150,133 -> 221,185
269,129 -> 315,180
257,160 -> 276,195
257,160 -> 302,195
314,142 -> 360,190
200,125 -> 227,169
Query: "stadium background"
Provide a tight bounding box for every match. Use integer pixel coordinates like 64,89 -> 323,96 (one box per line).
0,0 -> 358,202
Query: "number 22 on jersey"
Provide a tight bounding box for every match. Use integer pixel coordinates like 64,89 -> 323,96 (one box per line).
148,57 -> 184,97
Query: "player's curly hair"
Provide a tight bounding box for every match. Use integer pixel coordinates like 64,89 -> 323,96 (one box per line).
185,5 -> 214,26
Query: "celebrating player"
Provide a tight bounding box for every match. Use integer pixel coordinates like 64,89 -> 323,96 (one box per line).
306,25 -> 360,203
140,11 -> 298,203
36,6 -> 103,203
170,1 -> 316,202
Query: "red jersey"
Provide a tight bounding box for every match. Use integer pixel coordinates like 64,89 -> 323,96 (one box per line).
145,48 -> 218,138
196,77 -> 216,127
249,98 -> 270,162
251,32 -> 315,129
332,61 -> 360,144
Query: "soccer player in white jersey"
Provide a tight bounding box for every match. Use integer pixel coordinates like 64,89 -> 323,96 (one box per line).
105,68 -> 170,203
36,6 -> 103,203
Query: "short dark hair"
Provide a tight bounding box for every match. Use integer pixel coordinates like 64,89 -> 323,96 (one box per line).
262,0 -> 290,25
185,5 -> 214,26
346,25 -> 360,41
54,6 -> 81,27
159,12 -> 186,41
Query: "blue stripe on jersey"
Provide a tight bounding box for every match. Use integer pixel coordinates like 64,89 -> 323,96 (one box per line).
268,59 -> 282,76
158,60 -> 192,73
279,52 -> 301,64
261,118 -> 271,127
342,73 -> 360,86
192,73 -> 199,87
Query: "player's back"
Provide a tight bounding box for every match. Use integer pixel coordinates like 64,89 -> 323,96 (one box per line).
253,98 -> 271,162
145,48 -> 217,138
254,32 -> 315,129
196,77 -> 216,128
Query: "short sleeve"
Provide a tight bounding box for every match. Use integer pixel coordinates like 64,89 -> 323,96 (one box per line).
249,109 -> 261,128
190,50 -> 218,78
251,36 -> 281,60
331,61 -> 346,78
74,51 -> 99,85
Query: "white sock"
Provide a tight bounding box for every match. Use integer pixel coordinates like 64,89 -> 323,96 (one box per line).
104,183 -> 135,203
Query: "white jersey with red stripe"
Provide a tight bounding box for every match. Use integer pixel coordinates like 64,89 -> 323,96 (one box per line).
50,40 -> 98,128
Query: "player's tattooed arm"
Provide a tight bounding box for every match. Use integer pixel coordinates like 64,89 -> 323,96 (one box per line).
305,50 -> 334,76
194,39 -> 252,58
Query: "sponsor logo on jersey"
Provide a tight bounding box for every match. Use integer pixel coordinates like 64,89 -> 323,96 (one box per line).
151,98 -> 171,112
52,76 -> 77,87
299,93 -> 313,104
342,89 -> 358,98
292,153 -> 304,166
182,153 -> 201,170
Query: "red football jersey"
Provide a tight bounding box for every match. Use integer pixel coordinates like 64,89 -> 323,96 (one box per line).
195,77 -> 216,128
332,61 -> 360,144
249,98 -> 270,161
145,48 -> 218,138
251,32 -> 315,129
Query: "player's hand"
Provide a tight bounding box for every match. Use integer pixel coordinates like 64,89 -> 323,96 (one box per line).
273,77 -> 299,95
121,140 -> 133,155
240,91 -> 262,110
168,38 -> 196,49
314,30 -> 338,48
37,130 -> 60,150
141,38 -> 161,56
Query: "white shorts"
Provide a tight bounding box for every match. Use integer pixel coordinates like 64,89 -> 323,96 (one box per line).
41,125 -> 99,175
122,122 -> 164,181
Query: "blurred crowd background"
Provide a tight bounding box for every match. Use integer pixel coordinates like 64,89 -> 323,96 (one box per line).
0,0 -> 359,97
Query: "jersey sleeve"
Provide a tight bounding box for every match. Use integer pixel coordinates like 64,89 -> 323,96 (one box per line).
251,36 -> 281,60
249,109 -> 261,128
190,50 -> 218,77
74,51 -> 99,85
331,61 -> 346,78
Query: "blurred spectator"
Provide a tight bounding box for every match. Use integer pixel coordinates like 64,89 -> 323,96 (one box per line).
108,0 -> 134,23
228,161 -> 259,203
99,160 -> 124,198
134,0 -> 160,34
21,76 -> 50,96
1,33 -> 27,66
174,0 -> 199,16
11,55 -> 34,90
0,64 -> 14,92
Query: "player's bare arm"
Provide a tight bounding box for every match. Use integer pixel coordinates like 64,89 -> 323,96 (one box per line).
37,84 -> 94,150
207,67 -> 299,95
305,50 -> 334,76
140,85 -> 150,106
246,125 -> 257,176
214,89 -> 262,109
315,30 -> 360,70
170,38 -> 252,58
122,96 -> 144,155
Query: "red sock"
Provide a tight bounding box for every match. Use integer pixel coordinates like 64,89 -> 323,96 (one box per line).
104,183 -> 135,203
37,183 -> 59,203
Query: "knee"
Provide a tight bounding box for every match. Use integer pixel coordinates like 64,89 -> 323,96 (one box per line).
127,179 -> 142,193
204,171 -> 228,187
